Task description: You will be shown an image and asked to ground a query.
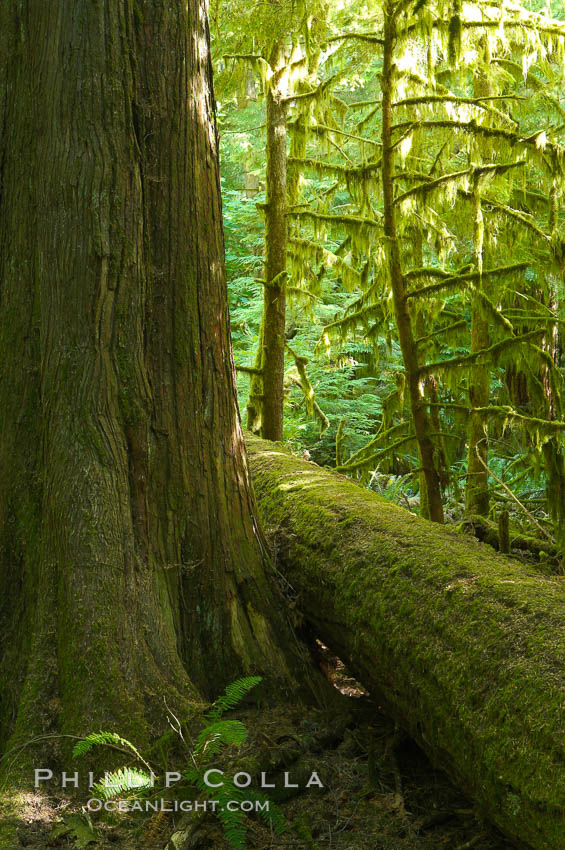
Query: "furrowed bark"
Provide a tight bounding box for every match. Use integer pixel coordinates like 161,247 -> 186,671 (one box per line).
247,434 -> 565,850
0,0 -> 314,771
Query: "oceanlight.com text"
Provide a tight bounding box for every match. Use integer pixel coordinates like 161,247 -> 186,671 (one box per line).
85,798 -> 270,813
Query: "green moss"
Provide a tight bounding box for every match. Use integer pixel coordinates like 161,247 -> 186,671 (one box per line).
0,794 -> 27,849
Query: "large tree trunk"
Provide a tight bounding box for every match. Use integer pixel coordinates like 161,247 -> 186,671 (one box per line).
247,435 -> 565,850
0,0 -> 311,768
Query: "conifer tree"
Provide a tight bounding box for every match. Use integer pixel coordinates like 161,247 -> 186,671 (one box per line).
216,0 -> 331,440
286,0 -> 565,527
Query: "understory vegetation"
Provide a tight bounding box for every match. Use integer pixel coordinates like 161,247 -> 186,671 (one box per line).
0,667 -> 517,850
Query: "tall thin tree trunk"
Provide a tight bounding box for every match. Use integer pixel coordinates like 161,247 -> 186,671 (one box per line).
260,44 -> 288,442
466,306 -> 490,516
247,43 -> 287,441
247,23 -> 324,442
542,185 -> 565,552
0,0 -> 312,768
247,323 -> 265,433
465,58 -> 491,517
412,224 -> 449,519
381,4 -> 444,523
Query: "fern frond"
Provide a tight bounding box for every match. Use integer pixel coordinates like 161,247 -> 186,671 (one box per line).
249,790 -> 287,835
72,731 -> 144,763
92,767 -> 152,801
141,811 -> 169,850
185,772 -> 248,850
213,782 -> 248,850
206,676 -> 262,721
195,720 -> 248,759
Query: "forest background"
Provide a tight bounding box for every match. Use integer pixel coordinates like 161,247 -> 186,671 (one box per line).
213,0 -> 565,554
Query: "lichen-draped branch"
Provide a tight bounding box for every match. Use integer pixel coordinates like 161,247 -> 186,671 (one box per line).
285,345 -> 329,434
418,329 -> 554,377
394,162 -> 525,207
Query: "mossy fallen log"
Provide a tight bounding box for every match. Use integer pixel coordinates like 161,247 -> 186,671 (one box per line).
245,435 -> 565,850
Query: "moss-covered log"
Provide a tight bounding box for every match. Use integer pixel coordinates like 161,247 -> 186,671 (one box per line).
246,435 -> 565,850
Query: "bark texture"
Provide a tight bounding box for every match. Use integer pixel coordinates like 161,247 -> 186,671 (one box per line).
247,435 -> 565,850
0,0 -> 309,766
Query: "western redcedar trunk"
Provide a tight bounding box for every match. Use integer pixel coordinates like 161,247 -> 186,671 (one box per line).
0,0 -> 311,768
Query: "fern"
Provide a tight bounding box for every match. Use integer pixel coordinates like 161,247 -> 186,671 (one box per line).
182,772 -> 288,849
249,789 -> 287,836
92,767 -> 153,801
72,731 -> 144,763
74,678 -> 271,850
188,676 -> 282,849
205,676 -> 262,721
186,772 -> 248,849
195,720 -> 248,759
141,811 -> 169,850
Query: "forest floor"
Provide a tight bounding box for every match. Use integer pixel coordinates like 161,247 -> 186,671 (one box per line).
0,650 -> 516,850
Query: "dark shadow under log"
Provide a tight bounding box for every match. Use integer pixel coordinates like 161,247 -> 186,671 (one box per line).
245,434 -> 565,850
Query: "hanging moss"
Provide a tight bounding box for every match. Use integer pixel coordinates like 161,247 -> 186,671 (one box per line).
419,329 -> 555,377
288,237 -> 363,290
285,345 -> 329,435
394,160 -> 525,208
